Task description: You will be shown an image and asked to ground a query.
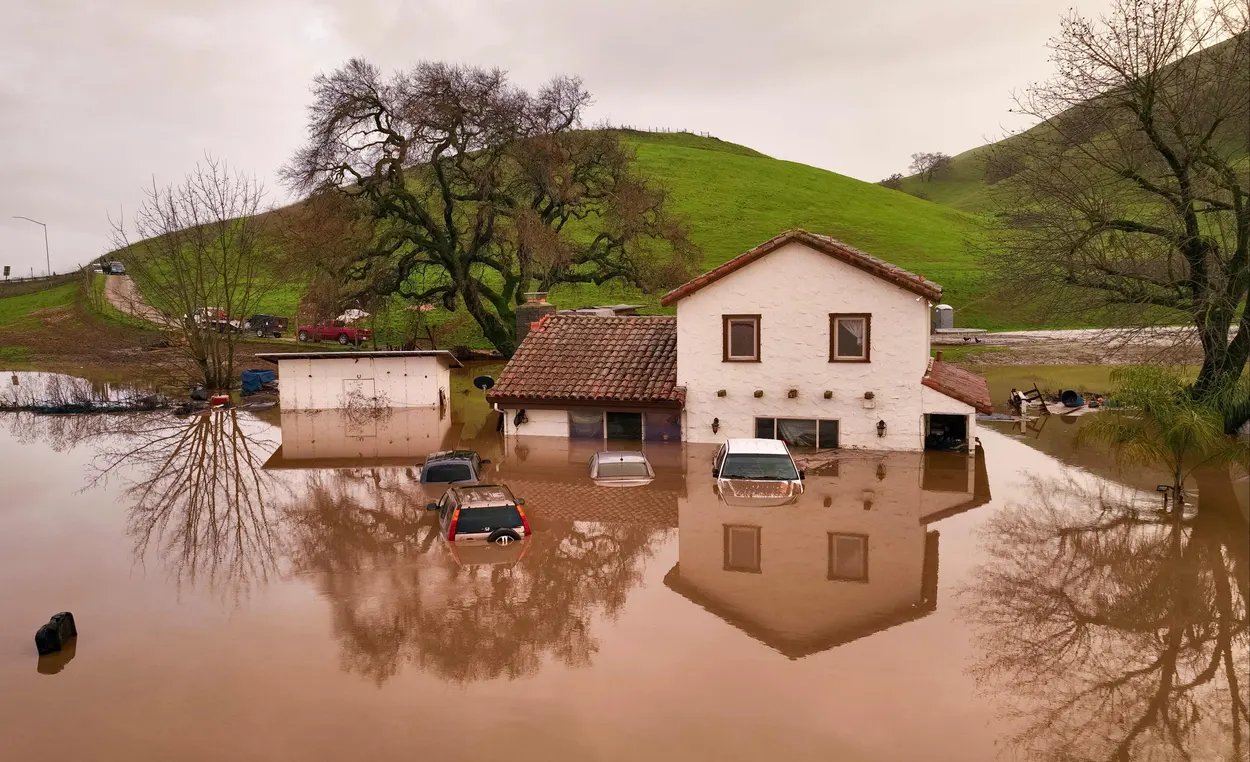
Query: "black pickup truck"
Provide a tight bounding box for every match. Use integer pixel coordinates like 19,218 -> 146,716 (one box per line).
242,314 -> 289,338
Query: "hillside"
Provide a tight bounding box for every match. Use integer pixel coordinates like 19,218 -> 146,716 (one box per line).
894,34 -> 1248,214
538,130 -> 1015,329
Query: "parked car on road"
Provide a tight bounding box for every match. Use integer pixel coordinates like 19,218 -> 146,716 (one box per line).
588,451 -> 654,487
712,438 -> 805,498
106,261 -> 126,275
427,484 -> 531,543
186,307 -> 239,333
242,314 -> 288,338
419,450 -> 489,485
296,319 -> 372,345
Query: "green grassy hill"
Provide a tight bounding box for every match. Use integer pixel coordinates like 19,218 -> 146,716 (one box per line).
113,129 -> 1025,347
553,130 -> 1015,328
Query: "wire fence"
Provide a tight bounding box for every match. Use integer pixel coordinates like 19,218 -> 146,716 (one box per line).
612,125 -> 718,139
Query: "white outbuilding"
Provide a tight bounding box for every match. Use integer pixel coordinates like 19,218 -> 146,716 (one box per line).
257,350 -> 462,410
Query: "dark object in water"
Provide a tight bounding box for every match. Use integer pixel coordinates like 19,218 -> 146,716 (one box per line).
240,368 -> 277,395
1060,390 -> 1085,408
35,612 -> 77,656
175,401 -> 209,416
37,639 -> 76,675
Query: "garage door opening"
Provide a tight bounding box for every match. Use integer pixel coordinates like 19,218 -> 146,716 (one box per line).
925,414 -> 969,451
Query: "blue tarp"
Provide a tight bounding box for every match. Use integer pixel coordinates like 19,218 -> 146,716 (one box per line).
240,368 -> 276,395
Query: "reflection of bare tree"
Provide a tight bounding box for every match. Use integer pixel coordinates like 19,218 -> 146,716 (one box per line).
90,411 -> 285,603
965,475 -> 1249,761
285,471 -> 664,685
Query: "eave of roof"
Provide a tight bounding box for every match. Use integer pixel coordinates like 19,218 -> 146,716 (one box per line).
660,229 -> 943,306
255,350 -> 463,367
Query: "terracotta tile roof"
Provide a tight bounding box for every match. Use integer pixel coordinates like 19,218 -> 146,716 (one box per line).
487,315 -> 682,406
922,358 -> 993,414
660,229 -> 943,306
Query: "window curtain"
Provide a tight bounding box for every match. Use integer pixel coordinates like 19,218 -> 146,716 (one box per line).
777,418 -> 818,447
839,319 -> 865,356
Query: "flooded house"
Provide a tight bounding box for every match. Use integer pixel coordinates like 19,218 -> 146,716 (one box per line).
258,350 -> 461,410
262,407 -> 455,470
488,229 -> 992,450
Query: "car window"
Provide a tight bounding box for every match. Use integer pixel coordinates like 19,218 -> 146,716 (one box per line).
720,453 -> 799,481
424,463 -> 474,483
596,461 -> 650,477
454,506 -> 523,535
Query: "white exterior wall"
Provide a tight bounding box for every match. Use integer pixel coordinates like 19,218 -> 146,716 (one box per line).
920,385 -> 979,450
277,356 -> 451,410
500,408 -> 569,438
676,241 -> 932,450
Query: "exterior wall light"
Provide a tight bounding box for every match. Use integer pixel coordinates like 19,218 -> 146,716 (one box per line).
711,417 -> 720,434
754,390 -> 764,398
823,390 -> 833,399
876,420 -> 886,437
788,389 -> 798,398
716,389 -> 727,397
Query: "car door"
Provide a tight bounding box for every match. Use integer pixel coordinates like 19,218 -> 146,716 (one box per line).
712,445 -> 726,478
438,492 -> 458,535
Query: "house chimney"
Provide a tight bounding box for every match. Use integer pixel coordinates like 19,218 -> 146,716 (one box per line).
515,292 -> 556,345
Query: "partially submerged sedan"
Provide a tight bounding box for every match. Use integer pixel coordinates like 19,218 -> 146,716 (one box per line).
588,451 -> 655,487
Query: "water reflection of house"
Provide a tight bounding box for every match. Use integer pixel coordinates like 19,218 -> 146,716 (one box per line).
263,408 -> 455,469
494,439 -> 686,528
664,448 -> 990,658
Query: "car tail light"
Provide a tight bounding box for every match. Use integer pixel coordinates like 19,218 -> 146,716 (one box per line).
447,508 -> 460,541
516,505 -> 532,536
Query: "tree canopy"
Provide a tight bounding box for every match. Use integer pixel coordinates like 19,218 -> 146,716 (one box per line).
283,60 -> 699,354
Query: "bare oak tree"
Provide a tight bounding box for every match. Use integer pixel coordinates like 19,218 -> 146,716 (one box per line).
282,60 -> 700,355
988,1 -> 1249,402
908,151 -> 953,181
111,157 -> 270,389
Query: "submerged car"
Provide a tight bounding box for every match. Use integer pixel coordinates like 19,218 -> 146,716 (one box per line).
419,450 -> 489,485
428,484 -> 531,543
588,450 -> 654,487
712,438 -> 805,499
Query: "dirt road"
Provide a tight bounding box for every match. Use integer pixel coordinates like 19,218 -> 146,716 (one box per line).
103,274 -> 170,325
932,325 -> 1236,365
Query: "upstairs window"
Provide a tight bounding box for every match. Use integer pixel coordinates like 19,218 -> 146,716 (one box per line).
723,315 -> 761,362
830,314 -> 871,362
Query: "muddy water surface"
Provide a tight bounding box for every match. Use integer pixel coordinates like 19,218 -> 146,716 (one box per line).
0,376 -> 1245,761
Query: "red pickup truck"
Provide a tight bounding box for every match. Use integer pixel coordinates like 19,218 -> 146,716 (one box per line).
296,320 -> 373,345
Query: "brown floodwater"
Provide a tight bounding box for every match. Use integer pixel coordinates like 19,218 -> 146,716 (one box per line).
0,370 -> 1246,761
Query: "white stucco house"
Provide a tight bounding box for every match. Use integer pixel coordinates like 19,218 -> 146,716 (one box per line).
258,350 -> 461,411
488,229 -> 991,451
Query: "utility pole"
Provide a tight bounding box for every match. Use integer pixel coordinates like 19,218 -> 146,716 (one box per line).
12,216 -> 50,276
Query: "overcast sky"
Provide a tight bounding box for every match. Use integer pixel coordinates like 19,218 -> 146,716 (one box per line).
0,0 -> 1113,275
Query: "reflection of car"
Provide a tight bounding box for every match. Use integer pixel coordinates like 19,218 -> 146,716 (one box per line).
420,450 -> 489,485
588,450 -> 654,487
242,314 -> 288,338
449,535 -> 530,566
428,484 -> 531,543
712,438 -> 804,495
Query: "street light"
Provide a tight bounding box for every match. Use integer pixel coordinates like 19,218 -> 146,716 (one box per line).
12,216 -> 51,277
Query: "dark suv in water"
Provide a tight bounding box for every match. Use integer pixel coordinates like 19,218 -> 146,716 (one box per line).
419,450 -> 489,485
427,484 -> 531,543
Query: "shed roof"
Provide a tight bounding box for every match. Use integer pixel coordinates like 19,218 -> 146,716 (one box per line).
921,357 -> 993,414
255,350 -> 462,367
660,229 -> 943,306
487,315 -> 682,407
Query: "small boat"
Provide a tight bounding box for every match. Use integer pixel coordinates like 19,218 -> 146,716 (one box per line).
1059,390 -> 1085,408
